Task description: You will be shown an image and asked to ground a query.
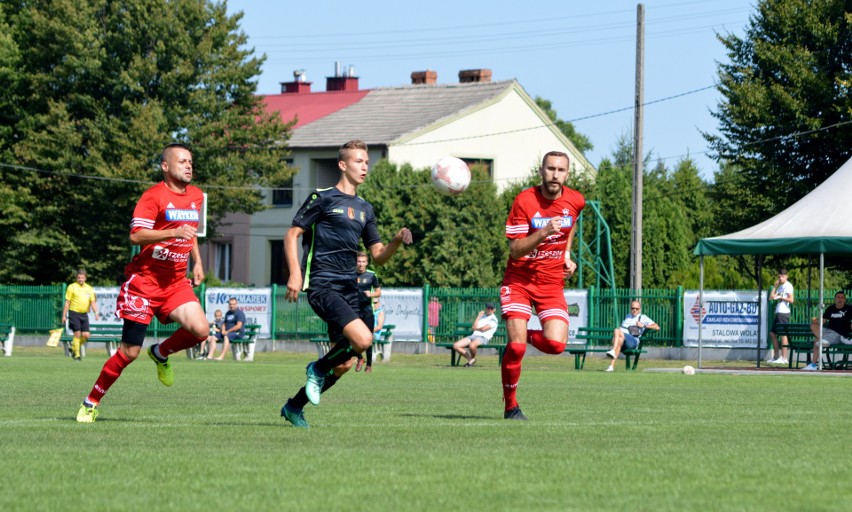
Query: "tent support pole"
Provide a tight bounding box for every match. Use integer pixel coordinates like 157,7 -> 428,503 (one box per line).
756,256 -> 763,368
698,255 -> 704,369
819,253 -> 825,370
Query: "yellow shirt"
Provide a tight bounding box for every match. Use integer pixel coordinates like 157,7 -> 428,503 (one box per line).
66,283 -> 96,314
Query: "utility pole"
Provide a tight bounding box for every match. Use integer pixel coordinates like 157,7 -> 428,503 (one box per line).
630,3 -> 645,292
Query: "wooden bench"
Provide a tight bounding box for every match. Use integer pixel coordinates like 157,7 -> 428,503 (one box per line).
773,323 -> 817,369
231,324 -> 261,362
434,322 -> 507,366
574,326 -> 646,370
60,323 -> 123,358
0,322 -> 15,357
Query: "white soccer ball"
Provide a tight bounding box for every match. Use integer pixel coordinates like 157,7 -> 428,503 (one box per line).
682,365 -> 696,375
431,156 -> 471,196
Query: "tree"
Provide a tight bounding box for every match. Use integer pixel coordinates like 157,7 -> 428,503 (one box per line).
0,1 -> 294,284
535,97 -> 593,154
705,0 -> 852,231
360,160 -> 508,288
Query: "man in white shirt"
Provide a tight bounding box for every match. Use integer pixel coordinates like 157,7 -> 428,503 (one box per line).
452,303 -> 499,367
605,300 -> 660,372
768,268 -> 795,364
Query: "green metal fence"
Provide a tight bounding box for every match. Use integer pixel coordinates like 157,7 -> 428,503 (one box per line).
0,285 -> 65,332
6,283 -> 842,347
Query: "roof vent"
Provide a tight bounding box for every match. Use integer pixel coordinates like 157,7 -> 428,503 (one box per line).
411,70 -> 438,85
280,69 -> 312,94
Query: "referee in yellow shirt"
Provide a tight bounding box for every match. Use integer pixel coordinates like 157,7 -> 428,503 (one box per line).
61,270 -> 99,360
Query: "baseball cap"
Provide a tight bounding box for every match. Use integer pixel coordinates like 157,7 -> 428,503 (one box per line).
485,302 -> 495,309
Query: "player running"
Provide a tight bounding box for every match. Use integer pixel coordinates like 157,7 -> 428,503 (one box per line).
500,151 -> 585,420
75,143 -> 210,423
280,140 -> 412,429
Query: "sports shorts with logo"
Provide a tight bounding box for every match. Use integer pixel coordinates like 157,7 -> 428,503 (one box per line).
499,276 -> 569,325
116,273 -> 200,325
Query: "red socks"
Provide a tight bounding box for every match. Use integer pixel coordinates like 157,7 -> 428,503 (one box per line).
86,350 -> 131,404
527,329 -> 567,354
501,342 -> 526,411
158,328 -> 206,356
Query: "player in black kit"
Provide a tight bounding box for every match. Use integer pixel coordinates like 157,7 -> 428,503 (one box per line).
280,140 -> 412,428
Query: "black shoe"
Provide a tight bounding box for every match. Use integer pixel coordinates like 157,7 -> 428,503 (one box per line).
504,406 -> 528,421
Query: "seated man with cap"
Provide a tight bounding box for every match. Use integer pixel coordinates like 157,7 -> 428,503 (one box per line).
452,303 -> 499,367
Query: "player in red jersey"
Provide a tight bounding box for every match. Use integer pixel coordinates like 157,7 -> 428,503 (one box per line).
76,143 -> 209,423
500,151 -> 585,420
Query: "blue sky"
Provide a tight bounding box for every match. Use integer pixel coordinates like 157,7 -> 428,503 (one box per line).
226,0 -> 752,180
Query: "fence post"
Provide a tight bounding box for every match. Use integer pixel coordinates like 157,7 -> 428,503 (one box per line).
588,285 -> 596,328
675,285 -> 684,347
422,283 -> 430,343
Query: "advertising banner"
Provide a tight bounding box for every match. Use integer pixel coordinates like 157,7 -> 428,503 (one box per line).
683,290 -> 768,348
380,288 -> 423,341
205,288 -> 272,337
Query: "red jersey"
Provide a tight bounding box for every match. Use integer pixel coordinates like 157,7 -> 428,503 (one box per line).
503,185 -> 585,285
124,181 -> 203,284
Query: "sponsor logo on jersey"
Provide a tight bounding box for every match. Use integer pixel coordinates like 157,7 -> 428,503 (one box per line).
530,216 -> 573,229
332,208 -> 344,214
165,209 -> 200,221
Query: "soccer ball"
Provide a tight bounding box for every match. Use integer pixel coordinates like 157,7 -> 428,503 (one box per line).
682,365 -> 696,375
431,156 -> 471,196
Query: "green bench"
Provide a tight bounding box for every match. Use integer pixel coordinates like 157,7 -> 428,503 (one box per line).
310,324 -> 396,361
60,323 -> 123,358
0,322 -> 15,356
574,326 -> 646,370
434,322 -> 507,366
777,322 -> 852,369
230,324 -> 261,362
772,323 -> 815,368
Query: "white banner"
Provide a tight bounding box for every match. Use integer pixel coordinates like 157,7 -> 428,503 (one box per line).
205,288 -> 272,338
92,286 -> 121,325
379,288 -> 423,341
526,289 -> 588,342
683,290 -> 768,348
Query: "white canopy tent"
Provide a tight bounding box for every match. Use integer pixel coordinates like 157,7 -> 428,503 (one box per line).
694,156 -> 852,368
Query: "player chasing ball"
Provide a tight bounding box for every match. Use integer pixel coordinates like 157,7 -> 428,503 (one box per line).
75,143 -> 209,423
280,140 -> 412,429
500,151 -> 585,420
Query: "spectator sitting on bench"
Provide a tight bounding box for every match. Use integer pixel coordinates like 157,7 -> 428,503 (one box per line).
452,303 -> 498,367
802,291 -> 852,371
605,300 -> 659,372
215,297 -> 246,361
199,309 -> 224,359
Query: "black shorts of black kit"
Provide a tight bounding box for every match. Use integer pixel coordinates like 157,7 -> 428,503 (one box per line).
307,278 -> 360,346
68,311 -> 90,332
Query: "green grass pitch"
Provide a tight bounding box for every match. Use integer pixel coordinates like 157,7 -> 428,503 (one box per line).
2,347 -> 851,511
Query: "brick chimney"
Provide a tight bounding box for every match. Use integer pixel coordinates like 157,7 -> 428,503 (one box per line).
326,62 -> 359,92
280,69 -> 312,94
458,68 -> 492,83
411,70 -> 437,85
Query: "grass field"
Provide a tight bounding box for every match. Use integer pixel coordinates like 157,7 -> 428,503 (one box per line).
2,347 -> 851,511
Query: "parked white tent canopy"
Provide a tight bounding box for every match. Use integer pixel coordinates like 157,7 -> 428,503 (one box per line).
694,156 -> 852,368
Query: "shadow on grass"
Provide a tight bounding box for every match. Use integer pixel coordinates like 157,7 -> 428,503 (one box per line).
399,413 -> 493,420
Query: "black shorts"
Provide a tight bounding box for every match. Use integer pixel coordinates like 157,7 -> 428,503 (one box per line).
770,313 -> 790,334
68,311 -> 90,333
308,279 -> 360,346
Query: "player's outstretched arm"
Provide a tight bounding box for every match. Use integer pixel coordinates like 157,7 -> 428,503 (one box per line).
370,227 -> 413,265
284,226 -> 304,302
190,238 -> 204,286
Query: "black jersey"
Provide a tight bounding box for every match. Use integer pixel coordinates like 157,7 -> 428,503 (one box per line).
356,270 -> 381,311
823,304 -> 852,336
292,187 -> 381,289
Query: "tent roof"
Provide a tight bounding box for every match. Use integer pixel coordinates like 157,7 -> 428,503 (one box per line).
694,156 -> 852,256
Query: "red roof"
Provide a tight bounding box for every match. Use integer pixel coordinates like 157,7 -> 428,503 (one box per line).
262,89 -> 370,129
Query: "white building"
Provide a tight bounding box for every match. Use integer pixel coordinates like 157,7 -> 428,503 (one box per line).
202,68 -> 595,286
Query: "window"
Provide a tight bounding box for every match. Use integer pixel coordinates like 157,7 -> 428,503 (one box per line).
272,176 -> 294,208
214,242 -> 232,282
272,159 -> 295,208
269,240 -> 287,285
460,158 -> 493,179
315,158 -> 340,188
